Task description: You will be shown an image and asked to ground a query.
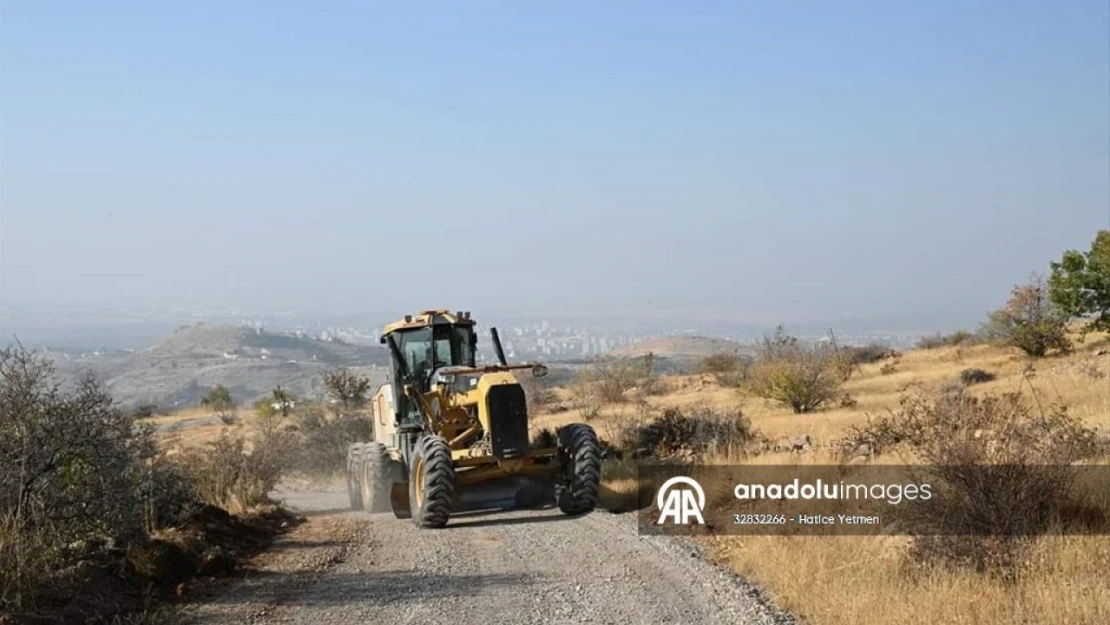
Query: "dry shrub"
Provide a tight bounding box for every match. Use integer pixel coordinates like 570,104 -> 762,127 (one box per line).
519,376 -> 557,415
130,404 -> 158,419
617,406 -> 761,459
701,352 -> 743,374
0,516 -> 54,611
598,456 -> 641,512
745,326 -> 844,413
917,330 -> 977,349
173,427 -> 298,513
959,368 -> 996,385
571,358 -> 640,414
1082,360 -> 1106,381
292,408 -> 372,477
530,427 -> 557,449
843,388 -> 1101,575
0,345 -> 299,621
700,352 -> 751,388
844,343 -> 896,365
0,345 -> 165,610
879,362 -> 898,375
139,459 -> 201,533
578,397 -> 601,421
638,352 -> 665,396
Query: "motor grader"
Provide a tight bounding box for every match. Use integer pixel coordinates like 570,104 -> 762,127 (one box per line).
345,309 -> 601,528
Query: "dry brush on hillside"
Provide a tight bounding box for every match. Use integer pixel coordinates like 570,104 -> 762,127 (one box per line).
0,345 -> 311,623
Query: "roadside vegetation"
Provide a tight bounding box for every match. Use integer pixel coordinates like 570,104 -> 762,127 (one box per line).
529,229 -> 1110,625
0,343 -> 377,623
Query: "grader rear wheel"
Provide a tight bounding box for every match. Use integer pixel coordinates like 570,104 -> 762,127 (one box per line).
360,442 -> 395,513
345,443 -> 364,510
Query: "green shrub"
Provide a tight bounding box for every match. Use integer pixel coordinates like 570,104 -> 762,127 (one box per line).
745,326 -> 844,414
253,397 -> 278,419
200,385 -> 235,412
981,275 -> 1071,357
1049,229 -> 1110,334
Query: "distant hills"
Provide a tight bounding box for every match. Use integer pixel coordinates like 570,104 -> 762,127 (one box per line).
49,323 -> 390,409
607,335 -> 755,359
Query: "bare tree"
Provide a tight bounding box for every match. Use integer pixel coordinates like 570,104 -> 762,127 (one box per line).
322,368 -> 371,409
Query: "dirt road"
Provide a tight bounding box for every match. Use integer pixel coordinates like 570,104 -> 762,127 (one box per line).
187,487 -> 795,625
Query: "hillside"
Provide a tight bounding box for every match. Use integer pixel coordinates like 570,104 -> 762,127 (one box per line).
532,334 -> 1110,625
51,323 -> 390,408
607,335 -> 753,359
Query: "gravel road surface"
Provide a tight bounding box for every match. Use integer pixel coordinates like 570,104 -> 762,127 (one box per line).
187,487 -> 795,625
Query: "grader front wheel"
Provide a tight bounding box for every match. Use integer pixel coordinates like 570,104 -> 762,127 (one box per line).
557,423 -> 601,515
408,436 -> 455,528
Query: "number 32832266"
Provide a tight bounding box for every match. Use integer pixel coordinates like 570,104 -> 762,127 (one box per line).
733,514 -> 787,525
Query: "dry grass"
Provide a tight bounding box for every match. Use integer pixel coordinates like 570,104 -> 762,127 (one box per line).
711,533 -> 1110,625
550,333 -> 1110,625
598,457 -> 640,512
538,334 -> 1109,446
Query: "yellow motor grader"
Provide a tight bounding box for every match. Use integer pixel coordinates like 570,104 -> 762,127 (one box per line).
345,309 -> 600,528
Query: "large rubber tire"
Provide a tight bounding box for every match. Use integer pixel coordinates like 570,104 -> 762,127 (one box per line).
346,443 -> 364,510
556,423 -> 601,515
408,436 -> 455,528
360,442 -> 395,514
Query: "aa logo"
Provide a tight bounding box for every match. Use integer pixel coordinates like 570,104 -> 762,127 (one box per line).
656,476 -> 706,525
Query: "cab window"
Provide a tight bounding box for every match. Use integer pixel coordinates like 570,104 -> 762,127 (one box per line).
455,326 -> 475,367
398,327 -> 433,375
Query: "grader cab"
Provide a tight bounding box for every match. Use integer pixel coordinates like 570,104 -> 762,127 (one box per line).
345,309 -> 600,528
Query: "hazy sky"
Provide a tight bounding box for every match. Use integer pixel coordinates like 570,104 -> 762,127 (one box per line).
2,1 -> 1108,329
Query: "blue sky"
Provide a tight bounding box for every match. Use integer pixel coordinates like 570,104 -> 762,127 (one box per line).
1,1 -> 1108,329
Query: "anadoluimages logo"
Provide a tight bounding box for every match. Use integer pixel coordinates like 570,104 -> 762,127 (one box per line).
656,476 -> 706,525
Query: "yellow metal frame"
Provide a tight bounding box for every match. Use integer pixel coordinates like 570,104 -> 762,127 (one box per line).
453,450 -> 560,485
412,456 -> 426,505
382,308 -> 474,335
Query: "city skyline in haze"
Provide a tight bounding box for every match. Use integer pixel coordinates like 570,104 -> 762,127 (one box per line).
2,2 -> 1108,334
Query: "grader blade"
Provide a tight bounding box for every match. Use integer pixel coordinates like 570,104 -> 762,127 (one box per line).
454,475 -> 554,513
